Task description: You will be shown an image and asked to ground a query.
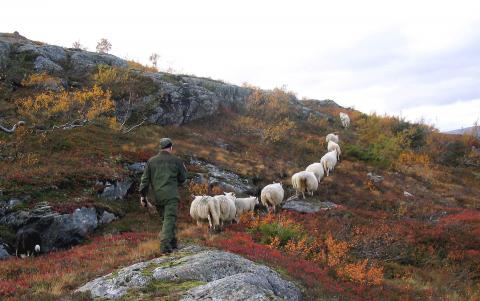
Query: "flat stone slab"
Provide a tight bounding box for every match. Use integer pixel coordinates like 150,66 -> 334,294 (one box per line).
76,245 -> 302,300
282,197 -> 338,213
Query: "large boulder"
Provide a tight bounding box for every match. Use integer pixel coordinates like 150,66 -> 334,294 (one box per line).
40,207 -> 98,252
0,202 -> 58,229
189,158 -> 256,195
34,56 -> 64,73
69,51 -> 128,78
0,241 -> 11,260
0,202 -> 117,253
77,246 -> 302,300
0,40 -> 10,69
99,179 -> 133,201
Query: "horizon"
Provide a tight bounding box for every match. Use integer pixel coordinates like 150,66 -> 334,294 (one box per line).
2,0 -> 480,131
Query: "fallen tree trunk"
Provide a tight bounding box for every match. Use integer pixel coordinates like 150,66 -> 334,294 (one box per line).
0,121 -> 26,133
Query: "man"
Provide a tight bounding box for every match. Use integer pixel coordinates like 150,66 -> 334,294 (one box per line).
139,138 -> 187,254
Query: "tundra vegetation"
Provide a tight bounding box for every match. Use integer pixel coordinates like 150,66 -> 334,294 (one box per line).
0,44 -> 479,300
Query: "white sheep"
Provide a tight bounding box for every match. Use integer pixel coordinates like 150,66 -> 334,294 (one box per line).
190,195 -> 220,230
325,133 -> 339,144
213,192 -> 237,225
234,196 -> 259,222
305,162 -> 325,183
339,112 -> 350,128
320,150 -> 338,176
292,171 -> 318,199
260,183 -> 284,213
327,140 -> 341,161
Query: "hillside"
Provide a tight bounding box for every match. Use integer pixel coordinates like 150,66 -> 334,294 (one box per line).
1,33 -> 480,301
446,126 -> 480,138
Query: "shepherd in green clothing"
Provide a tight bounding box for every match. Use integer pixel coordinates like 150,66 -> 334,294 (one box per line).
139,138 -> 187,254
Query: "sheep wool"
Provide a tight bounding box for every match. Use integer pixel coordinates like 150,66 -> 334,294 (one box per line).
327,140 -> 341,161
190,195 -> 220,230
234,196 -> 259,221
339,112 -> 350,128
305,162 -> 325,183
325,133 -> 339,143
214,192 -> 237,225
260,183 -> 284,213
292,171 -> 318,199
320,150 -> 338,176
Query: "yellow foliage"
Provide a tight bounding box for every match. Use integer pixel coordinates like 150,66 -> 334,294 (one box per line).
264,118 -> 296,143
396,151 -> 430,167
16,85 -> 115,127
21,72 -> 62,89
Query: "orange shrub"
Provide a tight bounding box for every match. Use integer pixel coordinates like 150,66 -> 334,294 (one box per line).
337,259 -> 383,286
187,182 -> 223,196
325,232 -> 349,267
396,151 -> 430,167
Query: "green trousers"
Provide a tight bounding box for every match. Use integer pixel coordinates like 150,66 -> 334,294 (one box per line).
155,197 -> 179,252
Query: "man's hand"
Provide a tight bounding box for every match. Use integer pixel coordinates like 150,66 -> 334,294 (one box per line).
140,196 -> 147,208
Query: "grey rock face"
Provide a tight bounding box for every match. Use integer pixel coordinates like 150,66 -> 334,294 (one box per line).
77,246 -> 302,301
367,172 -> 383,183
142,72 -> 252,126
0,41 -> 10,69
0,242 -> 11,260
100,179 -> 132,201
0,202 -> 58,229
34,56 -> 64,73
69,51 -> 128,77
41,45 -> 67,63
282,196 -> 338,213
190,158 -> 256,195
99,211 -> 117,225
182,273 -> 289,301
0,202 -> 116,253
40,207 -> 98,252
126,162 -> 146,174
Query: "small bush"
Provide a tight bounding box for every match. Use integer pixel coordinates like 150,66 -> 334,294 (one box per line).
256,222 -> 303,246
439,141 -> 468,166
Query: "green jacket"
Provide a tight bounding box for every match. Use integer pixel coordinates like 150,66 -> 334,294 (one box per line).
139,151 -> 187,201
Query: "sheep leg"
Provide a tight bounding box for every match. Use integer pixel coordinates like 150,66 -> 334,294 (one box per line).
207,215 -> 212,228
302,191 -> 305,199
197,220 -> 202,227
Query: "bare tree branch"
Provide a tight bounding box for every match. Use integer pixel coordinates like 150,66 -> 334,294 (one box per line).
122,118 -> 147,134
0,121 -> 26,134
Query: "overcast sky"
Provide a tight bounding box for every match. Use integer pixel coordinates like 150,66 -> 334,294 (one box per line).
2,0 -> 480,131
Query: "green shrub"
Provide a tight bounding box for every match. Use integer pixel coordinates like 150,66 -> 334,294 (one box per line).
0,224 -> 16,246
439,141 -> 468,166
344,144 -> 374,162
255,222 -> 303,246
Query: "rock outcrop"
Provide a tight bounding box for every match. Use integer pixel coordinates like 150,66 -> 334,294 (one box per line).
0,32 -> 335,127
77,245 -> 302,300
0,242 -> 10,260
0,202 -> 118,254
189,157 -> 257,195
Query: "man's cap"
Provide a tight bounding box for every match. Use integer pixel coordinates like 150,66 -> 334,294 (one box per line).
160,138 -> 173,149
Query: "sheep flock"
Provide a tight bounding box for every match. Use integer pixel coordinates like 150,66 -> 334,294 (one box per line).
190,112 -> 350,231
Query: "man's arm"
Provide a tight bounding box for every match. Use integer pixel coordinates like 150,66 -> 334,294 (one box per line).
177,161 -> 187,186
139,162 -> 151,197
